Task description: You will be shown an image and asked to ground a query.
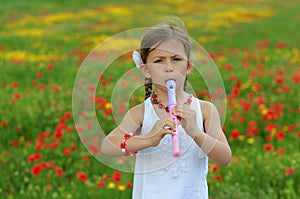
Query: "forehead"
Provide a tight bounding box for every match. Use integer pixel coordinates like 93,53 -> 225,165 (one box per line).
148,38 -> 186,57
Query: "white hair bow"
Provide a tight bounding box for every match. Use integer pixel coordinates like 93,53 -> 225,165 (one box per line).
132,50 -> 143,69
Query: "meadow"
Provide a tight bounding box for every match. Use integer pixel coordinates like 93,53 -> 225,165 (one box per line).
0,0 -> 299,198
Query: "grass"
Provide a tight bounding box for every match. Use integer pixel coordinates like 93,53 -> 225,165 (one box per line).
0,0 -> 299,198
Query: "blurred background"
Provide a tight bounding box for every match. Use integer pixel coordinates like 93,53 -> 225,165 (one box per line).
0,0 -> 299,198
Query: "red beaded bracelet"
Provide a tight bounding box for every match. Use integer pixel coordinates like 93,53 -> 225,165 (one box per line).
120,133 -> 137,156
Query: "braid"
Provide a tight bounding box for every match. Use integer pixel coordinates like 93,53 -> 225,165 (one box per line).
184,77 -> 187,91
144,77 -> 153,99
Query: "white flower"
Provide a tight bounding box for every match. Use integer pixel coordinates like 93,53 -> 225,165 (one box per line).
132,50 -> 143,69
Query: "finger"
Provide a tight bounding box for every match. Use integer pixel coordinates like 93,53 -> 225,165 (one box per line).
162,129 -> 176,136
173,105 -> 184,116
163,125 -> 171,130
164,118 -> 176,130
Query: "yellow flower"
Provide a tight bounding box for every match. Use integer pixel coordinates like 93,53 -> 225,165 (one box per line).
118,185 -> 125,191
108,182 -> 115,189
14,28 -> 44,37
247,138 -> 255,144
238,135 -> 244,141
259,105 -> 268,115
106,6 -> 130,16
271,129 -> 276,136
105,103 -> 111,109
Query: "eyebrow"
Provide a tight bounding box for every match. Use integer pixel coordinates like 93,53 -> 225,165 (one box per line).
152,55 -> 182,59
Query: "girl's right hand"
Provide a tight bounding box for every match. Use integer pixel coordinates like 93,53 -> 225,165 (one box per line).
146,118 -> 176,147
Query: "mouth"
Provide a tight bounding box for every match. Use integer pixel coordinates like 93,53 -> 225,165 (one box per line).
165,78 -> 176,83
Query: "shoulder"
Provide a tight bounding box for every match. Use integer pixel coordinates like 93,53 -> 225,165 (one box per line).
125,102 -> 145,126
199,99 -> 215,111
198,100 -> 219,120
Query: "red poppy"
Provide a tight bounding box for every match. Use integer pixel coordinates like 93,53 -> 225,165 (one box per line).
274,76 -> 284,84
31,164 -> 43,176
231,87 -> 239,98
252,83 -> 263,91
101,81 -> 107,87
51,85 -> 61,92
77,171 -> 88,182
89,144 -> 100,155
97,179 -> 106,187
27,153 -> 42,162
39,85 -> 46,91
14,93 -> 22,99
263,144 -> 273,151
47,64 -> 54,71
11,141 -> 20,147
240,99 -> 252,112
1,121 -> 7,127
126,182 -> 133,188
230,129 -> 240,139
248,93 -> 254,99
32,80 -> 38,86
275,41 -> 288,49
54,130 -> 63,139
277,148 -> 286,154
49,141 -> 60,149
63,148 -> 71,156
112,171 -> 122,184
83,155 -> 89,161
12,82 -> 19,89
265,123 -> 278,132
56,123 -> 66,131
215,175 -> 223,181
255,96 -> 265,105
276,130 -> 286,140
210,165 -> 220,172
71,145 -> 77,151
222,64 -> 233,71
229,74 -> 236,81
45,185 -> 52,191
36,72 -> 43,78
239,117 -> 246,123
265,135 -> 273,142
284,168 -> 295,175
55,168 -> 64,176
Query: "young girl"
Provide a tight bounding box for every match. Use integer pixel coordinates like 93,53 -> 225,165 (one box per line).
101,21 -> 231,199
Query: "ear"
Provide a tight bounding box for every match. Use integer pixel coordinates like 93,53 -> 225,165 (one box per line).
186,59 -> 193,75
140,63 -> 151,78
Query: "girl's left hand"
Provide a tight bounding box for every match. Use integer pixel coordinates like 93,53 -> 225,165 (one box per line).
172,105 -> 198,138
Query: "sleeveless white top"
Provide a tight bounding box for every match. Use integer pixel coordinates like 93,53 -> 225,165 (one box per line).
132,96 -> 208,199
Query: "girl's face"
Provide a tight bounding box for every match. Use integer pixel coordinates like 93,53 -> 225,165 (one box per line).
142,38 -> 192,90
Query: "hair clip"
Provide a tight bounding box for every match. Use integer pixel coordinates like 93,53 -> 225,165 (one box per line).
132,50 -> 143,69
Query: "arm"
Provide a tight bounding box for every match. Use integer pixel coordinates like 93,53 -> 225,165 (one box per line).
194,101 -> 232,166
172,100 -> 231,166
101,103 -> 176,156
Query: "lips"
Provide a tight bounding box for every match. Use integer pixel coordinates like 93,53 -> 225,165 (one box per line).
165,78 -> 176,83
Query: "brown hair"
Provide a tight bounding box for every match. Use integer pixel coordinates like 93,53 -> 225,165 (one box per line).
140,23 -> 191,99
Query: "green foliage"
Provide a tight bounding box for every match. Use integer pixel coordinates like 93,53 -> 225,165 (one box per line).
0,0 -> 299,198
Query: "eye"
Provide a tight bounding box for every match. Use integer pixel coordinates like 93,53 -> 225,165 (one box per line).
173,57 -> 183,61
154,59 -> 163,63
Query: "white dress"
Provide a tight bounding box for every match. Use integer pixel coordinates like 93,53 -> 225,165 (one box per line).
132,96 -> 209,199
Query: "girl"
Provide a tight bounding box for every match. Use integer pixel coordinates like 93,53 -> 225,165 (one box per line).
101,21 -> 231,199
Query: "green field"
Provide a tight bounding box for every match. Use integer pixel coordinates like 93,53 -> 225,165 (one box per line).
1,0 -> 299,198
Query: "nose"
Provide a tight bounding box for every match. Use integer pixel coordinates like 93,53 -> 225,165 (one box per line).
165,59 -> 173,72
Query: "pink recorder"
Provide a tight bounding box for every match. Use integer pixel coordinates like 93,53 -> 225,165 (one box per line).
166,80 -> 181,158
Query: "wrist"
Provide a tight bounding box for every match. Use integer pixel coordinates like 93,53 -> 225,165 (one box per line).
143,134 -> 157,148
120,133 -> 137,156
193,128 -> 205,144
